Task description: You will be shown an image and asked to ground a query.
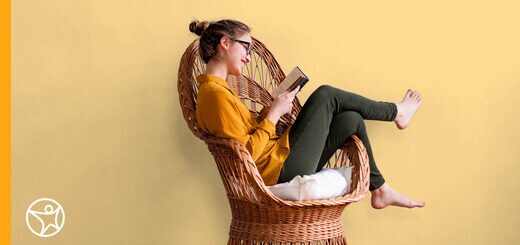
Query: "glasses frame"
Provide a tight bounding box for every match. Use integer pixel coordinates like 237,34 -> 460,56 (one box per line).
231,38 -> 252,55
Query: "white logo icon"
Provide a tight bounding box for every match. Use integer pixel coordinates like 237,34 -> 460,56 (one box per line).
26,198 -> 65,237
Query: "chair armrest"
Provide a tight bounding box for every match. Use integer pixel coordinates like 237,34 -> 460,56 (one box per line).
204,134 -> 369,208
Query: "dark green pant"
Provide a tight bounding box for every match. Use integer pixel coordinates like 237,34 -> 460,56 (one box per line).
277,85 -> 397,191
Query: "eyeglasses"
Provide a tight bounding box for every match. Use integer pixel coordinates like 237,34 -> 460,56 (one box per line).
231,38 -> 252,55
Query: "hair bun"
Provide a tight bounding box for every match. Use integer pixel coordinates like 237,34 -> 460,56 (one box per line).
189,20 -> 208,36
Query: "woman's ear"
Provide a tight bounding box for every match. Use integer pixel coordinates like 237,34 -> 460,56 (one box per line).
219,36 -> 231,50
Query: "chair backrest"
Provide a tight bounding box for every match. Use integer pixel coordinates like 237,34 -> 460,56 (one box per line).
177,37 -> 301,141
178,37 -> 370,205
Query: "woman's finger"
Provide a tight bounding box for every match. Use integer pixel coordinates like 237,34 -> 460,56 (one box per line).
290,85 -> 300,94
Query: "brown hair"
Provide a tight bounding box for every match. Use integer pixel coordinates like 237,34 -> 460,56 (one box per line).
189,19 -> 251,64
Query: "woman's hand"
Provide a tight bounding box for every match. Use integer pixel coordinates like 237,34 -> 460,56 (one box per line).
265,86 -> 300,125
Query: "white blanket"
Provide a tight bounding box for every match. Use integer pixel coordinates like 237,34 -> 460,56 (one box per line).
267,166 -> 353,201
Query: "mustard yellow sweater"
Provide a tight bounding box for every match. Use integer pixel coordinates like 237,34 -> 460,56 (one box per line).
195,73 -> 290,185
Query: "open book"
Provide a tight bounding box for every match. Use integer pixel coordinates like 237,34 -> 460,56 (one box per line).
273,66 -> 309,97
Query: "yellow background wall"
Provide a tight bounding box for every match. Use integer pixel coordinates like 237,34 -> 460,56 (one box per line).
11,0 -> 520,244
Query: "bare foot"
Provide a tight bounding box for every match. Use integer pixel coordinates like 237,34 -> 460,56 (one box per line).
371,183 -> 425,209
394,89 -> 422,130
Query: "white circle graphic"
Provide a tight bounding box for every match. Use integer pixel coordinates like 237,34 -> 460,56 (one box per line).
26,198 -> 65,237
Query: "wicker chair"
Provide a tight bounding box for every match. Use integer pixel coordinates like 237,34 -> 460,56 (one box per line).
178,37 -> 370,245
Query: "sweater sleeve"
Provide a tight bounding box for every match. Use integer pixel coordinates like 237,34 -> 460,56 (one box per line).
196,88 -> 276,161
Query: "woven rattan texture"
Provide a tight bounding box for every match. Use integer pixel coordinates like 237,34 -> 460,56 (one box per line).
178,37 -> 370,244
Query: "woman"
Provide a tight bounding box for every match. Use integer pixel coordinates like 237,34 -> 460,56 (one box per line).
190,19 -> 425,209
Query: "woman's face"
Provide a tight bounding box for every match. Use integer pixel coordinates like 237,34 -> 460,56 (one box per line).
224,32 -> 252,76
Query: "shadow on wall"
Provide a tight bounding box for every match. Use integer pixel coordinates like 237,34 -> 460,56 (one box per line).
168,92 -> 230,243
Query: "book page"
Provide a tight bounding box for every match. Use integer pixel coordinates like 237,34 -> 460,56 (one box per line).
273,67 -> 307,97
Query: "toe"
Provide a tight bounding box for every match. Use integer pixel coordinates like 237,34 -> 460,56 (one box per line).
413,92 -> 421,101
